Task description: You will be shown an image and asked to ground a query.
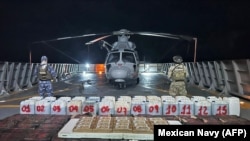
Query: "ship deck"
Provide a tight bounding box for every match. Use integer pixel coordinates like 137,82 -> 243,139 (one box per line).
1,72 -> 250,120
0,72 -> 250,141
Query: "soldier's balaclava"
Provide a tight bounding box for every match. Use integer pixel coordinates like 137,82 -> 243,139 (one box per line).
173,55 -> 183,64
41,56 -> 48,65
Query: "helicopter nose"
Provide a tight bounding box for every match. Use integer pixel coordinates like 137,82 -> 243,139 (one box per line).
117,63 -> 123,66
111,69 -> 127,79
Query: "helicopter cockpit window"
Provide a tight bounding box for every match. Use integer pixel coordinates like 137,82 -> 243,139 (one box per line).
107,52 -> 120,63
122,52 -> 135,63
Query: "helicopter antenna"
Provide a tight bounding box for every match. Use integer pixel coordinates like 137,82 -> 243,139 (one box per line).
29,49 -> 32,64
193,37 -> 197,63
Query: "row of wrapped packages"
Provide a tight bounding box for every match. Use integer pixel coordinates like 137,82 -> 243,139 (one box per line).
20,95 -> 240,116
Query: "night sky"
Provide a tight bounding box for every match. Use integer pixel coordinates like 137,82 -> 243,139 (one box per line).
0,0 -> 250,64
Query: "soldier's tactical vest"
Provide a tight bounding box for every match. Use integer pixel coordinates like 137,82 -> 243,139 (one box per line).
38,65 -> 52,80
171,64 -> 186,81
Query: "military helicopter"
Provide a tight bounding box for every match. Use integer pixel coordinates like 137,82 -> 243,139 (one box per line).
85,29 -> 140,89
31,29 -> 197,89
84,29 -> 197,89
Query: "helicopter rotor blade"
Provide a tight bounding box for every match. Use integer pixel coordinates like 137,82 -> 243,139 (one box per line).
42,42 -> 82,64
134,32 -> 180,40
32,33 -> 103,44
177,35 -> 194,41
55,34 -> 97,40
134,31 -> 195,41
85,35 -> 112,45
153,32 -> 194,41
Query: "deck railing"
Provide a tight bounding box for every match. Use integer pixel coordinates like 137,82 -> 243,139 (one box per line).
0,59 -> 249,100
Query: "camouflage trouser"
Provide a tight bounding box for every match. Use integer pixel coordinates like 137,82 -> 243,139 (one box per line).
169,81 -> 187,96
38,80 -> 53,97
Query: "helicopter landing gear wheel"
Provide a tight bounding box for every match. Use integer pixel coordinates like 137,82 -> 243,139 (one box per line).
114,79 -> 126,89
123,83 -> 127,88
119,82 -> 126,89
115,82 -> 126,89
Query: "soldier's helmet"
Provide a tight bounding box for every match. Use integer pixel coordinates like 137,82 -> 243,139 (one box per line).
41,56 -> 48,62
173,55 -> 183,63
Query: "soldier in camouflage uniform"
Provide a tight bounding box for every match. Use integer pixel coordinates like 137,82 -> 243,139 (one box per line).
167,55 -> 189,96
34,56 -> 57,97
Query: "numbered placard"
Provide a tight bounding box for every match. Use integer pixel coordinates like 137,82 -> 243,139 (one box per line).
115,101 -> 130,115
163,101 -> 178,115
178,101 -> 194,116
67,100 -> 82,115
35,100 -> 51,114
99,101 -> 114,115
146,102 -> 162,115
211,101 -> 228,115
115,106 -> 130,115
82,101 -> 98,115
131,102 -> 146,115
51,100 -> 67,115
194,101 -> 211,116
20,100 -> 35,114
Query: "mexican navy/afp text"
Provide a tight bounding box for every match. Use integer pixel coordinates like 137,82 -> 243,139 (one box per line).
158,129 -> 195,137
158,129 -> 220,138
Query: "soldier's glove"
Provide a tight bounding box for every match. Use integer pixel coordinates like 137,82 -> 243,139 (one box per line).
52,77 -> 57,83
